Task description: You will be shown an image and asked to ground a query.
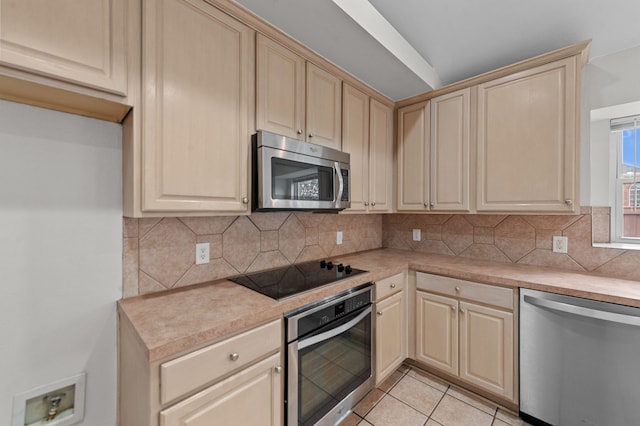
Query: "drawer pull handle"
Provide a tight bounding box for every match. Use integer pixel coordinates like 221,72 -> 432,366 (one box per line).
275,365 -> 282,373
377,311 -> 383,316
390,283 -> 396,288
455,286 -> 460,292
229,352 -> 239,361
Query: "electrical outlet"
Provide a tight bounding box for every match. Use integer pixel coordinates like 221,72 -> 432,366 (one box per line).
196,243 -> 210,264
412,229 -> 421,241
552,236 -> 568,253
336,231 -> 343,245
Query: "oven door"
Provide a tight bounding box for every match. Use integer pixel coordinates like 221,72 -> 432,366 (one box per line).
258,145 -> 350,211
287,306 -> 372,426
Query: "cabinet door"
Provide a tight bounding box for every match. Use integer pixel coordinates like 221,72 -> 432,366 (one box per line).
397,101 -> 429,211
0,0 -> 127,95
415,291 -> 458,376
375,291 -> 406,384
342,84 -> 370,212
369,99 -> 394,212
160,353 -> 282,426
306,63 -> 342,150
459,301 -> 513,400
142,0 -> 254,212
256,34 -> 305,139
431,88 -> 471,211
476,57 -> 578,212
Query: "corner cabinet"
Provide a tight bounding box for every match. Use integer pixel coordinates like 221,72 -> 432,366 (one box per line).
397,88 -> 471,212
123,0 -> 255,216
343,83 -> 393,213
119,319 -> 283,426
374,272 -> 407,384
476,56 -> 579,213
415,272 -> 516,403
256,34 -> 342,150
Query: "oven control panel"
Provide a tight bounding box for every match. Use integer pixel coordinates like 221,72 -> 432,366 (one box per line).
288,285 -> 372,340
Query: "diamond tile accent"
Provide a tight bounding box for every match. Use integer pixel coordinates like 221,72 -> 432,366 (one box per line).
494,216 -> 535,261
278,215 -> 306,263
179,216 -> 235,235
442,216 -> 473,254
175,258 -> 239,288
139,218 -> 195,287
249,211 -> 291,230
222,217 -> 260,272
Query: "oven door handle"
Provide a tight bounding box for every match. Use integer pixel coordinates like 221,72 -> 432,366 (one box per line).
297,307 -> 370,350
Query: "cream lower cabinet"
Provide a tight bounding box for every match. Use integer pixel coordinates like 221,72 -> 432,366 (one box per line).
160,353 -> 281,426
415,272 -> 515,402
343,83 -> 393,213
119,319 -> 282,426
374,272 -> 407,384
476,56 -> 579,213
256,34 -> 342,150
123,0 -> 255,216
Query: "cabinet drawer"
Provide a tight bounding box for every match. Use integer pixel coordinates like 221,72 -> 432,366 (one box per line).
160,319 -> 281,404
375,272 -> 406,301
416,272 -> 513,310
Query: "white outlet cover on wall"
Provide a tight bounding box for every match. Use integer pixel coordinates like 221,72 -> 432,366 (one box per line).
553,236 -> 568,253
412,229 -> 421,241
336,231 -> 343,245
196,243 -> 210,264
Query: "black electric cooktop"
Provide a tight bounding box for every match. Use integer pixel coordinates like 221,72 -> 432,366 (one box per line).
229,260 -> 366,300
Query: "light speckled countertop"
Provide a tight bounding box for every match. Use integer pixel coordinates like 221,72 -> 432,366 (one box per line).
117,248 -> 640,362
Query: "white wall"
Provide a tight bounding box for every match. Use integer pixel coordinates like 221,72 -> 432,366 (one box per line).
0,100 -> 122,425
582,44 -> 640,205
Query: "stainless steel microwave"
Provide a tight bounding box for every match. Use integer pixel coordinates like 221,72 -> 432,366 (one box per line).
253,130 -> 350,211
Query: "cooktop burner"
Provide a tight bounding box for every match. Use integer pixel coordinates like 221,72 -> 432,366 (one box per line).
229,259 -> 366,300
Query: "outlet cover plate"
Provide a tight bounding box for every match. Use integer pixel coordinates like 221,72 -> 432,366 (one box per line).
196,243 -> 210,264
553,236 -> 568,253
412,229 -> 421,241
336,231 -> 343,245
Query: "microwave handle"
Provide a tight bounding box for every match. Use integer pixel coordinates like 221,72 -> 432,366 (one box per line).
334,162 -> 344,206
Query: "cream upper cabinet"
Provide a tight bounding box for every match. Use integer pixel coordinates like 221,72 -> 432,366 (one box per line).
397,101 -> 429,211
343,84 -> 393,213
256,35 -> 342,150
124,0 -> 254,216
256,34 -> 305,140
415,272 -> 516,402
476,56 -> 579,213
430,88 -> 471,212
0,0 -> 127,95
397,88 -> 471,212
306,62 -> 342,150
374,272 -> 407,384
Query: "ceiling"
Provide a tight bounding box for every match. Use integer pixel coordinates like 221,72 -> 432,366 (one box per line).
235,0 -> 640,101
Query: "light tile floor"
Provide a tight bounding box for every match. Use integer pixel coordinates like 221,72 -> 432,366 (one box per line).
339,365 -> 532,426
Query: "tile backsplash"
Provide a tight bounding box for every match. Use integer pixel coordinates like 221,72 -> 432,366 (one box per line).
122,207 -> 640,298
123,212 -> 382,297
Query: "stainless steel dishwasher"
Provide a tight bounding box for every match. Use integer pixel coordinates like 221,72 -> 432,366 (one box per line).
520,288 -> 640,426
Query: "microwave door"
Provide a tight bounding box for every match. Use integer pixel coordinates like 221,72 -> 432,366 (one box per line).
259,147 -> 338,210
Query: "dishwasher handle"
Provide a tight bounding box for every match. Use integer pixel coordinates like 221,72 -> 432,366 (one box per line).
523,294 -> 640,327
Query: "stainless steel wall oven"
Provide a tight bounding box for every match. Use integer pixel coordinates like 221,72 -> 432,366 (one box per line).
285,284 -> 374,426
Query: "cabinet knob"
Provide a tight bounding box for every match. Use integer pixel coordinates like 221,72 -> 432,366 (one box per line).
242,197 -> 249,204
377,311 -> 383,316
565,199 -> 573,205
390,283 -> 396,288
424,202 -> 429,207
297,129 -> 303,135
308,133 -> 314,138
229,352 -> 239,361
371,202 -> 376,206
430,202 -> 435,207
364,201 -> 369,206
460,308 -> 465,314
455,286 -> 460,292
450,305 -> 456,312
275,365 -> 282,373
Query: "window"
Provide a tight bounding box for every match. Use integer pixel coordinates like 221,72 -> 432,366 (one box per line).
611,115 -> 640,242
